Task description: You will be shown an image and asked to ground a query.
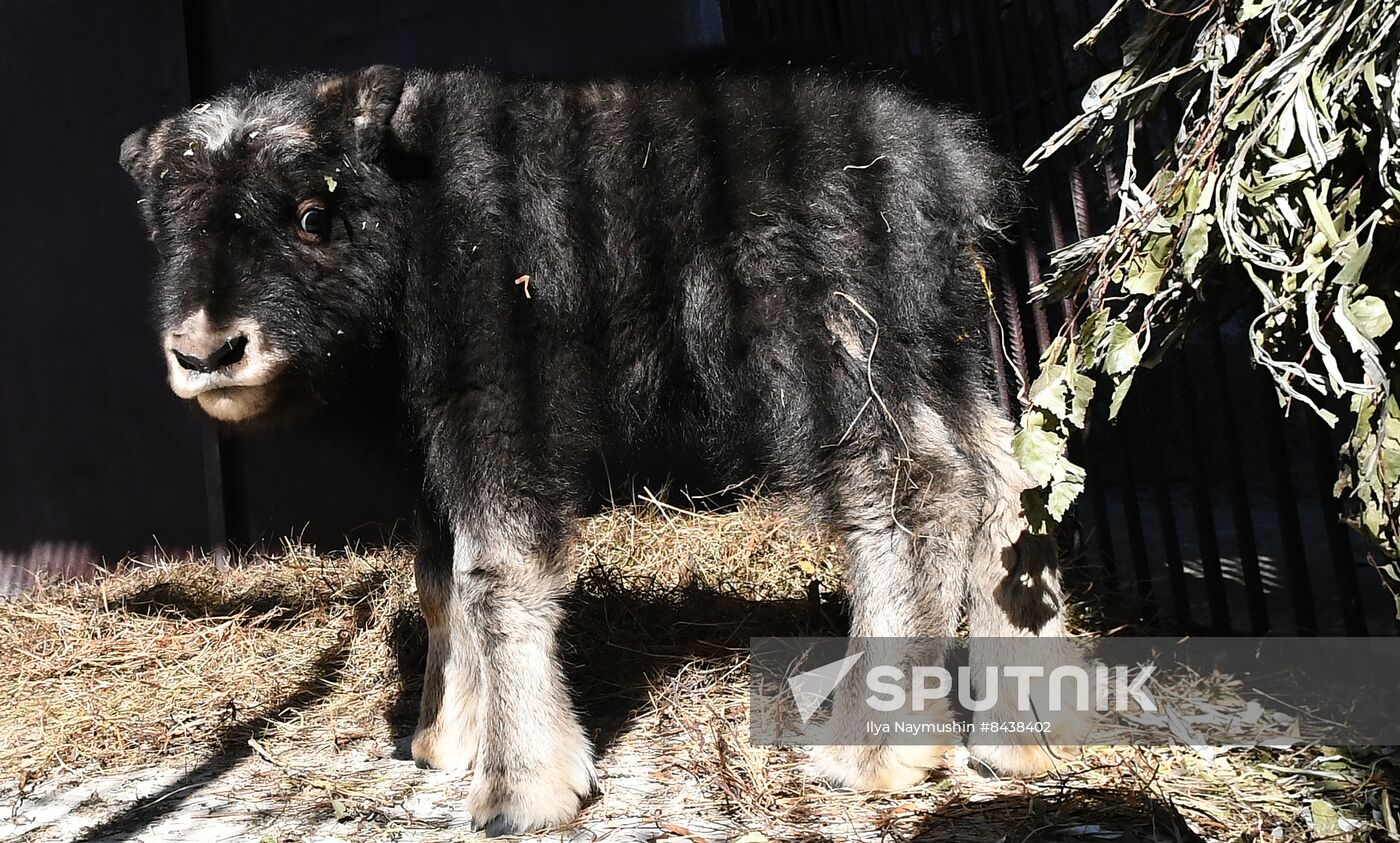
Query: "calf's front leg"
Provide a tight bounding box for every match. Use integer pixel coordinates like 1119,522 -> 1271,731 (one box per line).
411,511 -> 481,770
411,509 -> 595,833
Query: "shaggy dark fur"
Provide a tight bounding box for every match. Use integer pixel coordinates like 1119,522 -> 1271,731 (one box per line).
121,66 -> 1070,834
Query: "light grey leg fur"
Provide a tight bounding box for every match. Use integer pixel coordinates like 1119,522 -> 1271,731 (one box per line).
809,426 -> 974,790
812,401 -> 1081,788
411,509 -> 595,834
957,407 -> 1086,776
411,515 -> 482,772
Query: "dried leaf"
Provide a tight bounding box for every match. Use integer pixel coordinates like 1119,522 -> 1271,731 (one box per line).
1105,324 -> 1142,375
1012,412 -> 1065,486
1346,295 -> 1392,339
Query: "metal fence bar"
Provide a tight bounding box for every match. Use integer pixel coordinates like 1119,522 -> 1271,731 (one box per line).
971,1 -> 1055,366
969,2 -> 1039,408
1138,393 -> 1194,633
993,253 -> 1033,405
1096,155 -> 1158,610
1036,2 -> 1129,591
200,429 -> 231,569
1309,420 -> 1368,635
1254,371 -> 1319,634
1199,326 -> 1271,632
1003,1 -> 1061,355
1173,362 -> 1233,632
946,2 -> 1024,418
1113,420 -> 1157,613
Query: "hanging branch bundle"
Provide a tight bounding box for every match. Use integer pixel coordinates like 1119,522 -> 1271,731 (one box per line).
1018,0 -> 1399,603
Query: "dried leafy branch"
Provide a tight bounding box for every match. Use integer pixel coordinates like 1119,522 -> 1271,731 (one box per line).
1016,0 -> 1400,601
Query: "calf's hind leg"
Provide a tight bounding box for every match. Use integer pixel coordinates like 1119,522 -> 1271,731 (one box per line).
949,406 -> 1085,776
808,433 -> 977,791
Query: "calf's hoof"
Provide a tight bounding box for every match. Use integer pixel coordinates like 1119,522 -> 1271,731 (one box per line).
810,743 -> 954,791
968,742 -> 1078,777
467,735 -> 596,834
410,722 -> 477,772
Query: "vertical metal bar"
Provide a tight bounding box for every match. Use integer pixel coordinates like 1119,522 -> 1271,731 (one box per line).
1173,362 -> 1232,632
222,434 -> 252,552
947,1 -> 1017,417
180,0 -> 212,107
993,253 -> 1032,406
846,0 -> 872,60
1200,326 -> 1270,632
924,2 -> 953,102
972,0 -> 1055,364
1138,392 -> 1194,633
858,0 -> 883,62
1111,413 -> 1156,612
964,2 -> 1036,407
1042,1 -> 1098,331
1255,371 -> 1318,635
717,0 -> 736,45
1120,457 -> 1157,616
1093,161 -> 1160,625
1005,1 -> 1061,350
1102,161 -> 1122,210
1037,2 -> 1131,588
1308,419 -> 1368,635
1021,230 -> 1053,352
955,2 -> 990,125
1082,446 -> 1120,587
988,310 -> 1014,417
815,0 -> 838,50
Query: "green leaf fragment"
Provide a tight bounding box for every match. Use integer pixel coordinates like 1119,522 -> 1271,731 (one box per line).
1076,309 -> 1110,365
1029,363 -> 1070,420
1345,295 -> 1392,340
1068,372 -> 1096,428
1022,488 -> 1054,535
1309,799 -> 1341,836
1013,412 -> 1066,487
1334,238 -> 1373,290
1104,324 -> 1142,375
1047,459 -> 1087,520
1124,264 -> 1164,295
1180,214 -> 1212,281
1109,373 -> 1135,420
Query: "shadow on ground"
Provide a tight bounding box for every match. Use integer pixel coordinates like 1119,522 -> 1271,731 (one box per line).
384,562 -> 850,759
904,788 -> 1207,843
67,569 -> 388,842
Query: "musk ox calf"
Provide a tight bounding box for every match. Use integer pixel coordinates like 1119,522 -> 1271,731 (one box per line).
120,66 -> 1071,833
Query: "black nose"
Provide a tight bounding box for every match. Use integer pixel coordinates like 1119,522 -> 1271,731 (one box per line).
172,335 -> 248,374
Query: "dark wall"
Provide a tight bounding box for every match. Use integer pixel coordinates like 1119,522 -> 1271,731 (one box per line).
1,3 -> 203,589
0,0 -> 724,588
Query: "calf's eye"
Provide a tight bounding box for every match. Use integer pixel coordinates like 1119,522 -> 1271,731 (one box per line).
296,199 -> 331,243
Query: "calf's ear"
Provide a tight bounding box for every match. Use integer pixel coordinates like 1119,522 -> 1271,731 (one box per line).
319,65 -> 411,162
119,125 -> 154,184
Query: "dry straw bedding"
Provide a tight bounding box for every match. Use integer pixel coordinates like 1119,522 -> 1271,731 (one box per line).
1,496 -> 1395,841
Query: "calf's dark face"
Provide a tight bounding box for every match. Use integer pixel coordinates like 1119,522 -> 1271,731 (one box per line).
119,67 -> 409,425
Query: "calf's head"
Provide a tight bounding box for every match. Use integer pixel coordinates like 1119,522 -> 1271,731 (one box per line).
120,66 -> 413,425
